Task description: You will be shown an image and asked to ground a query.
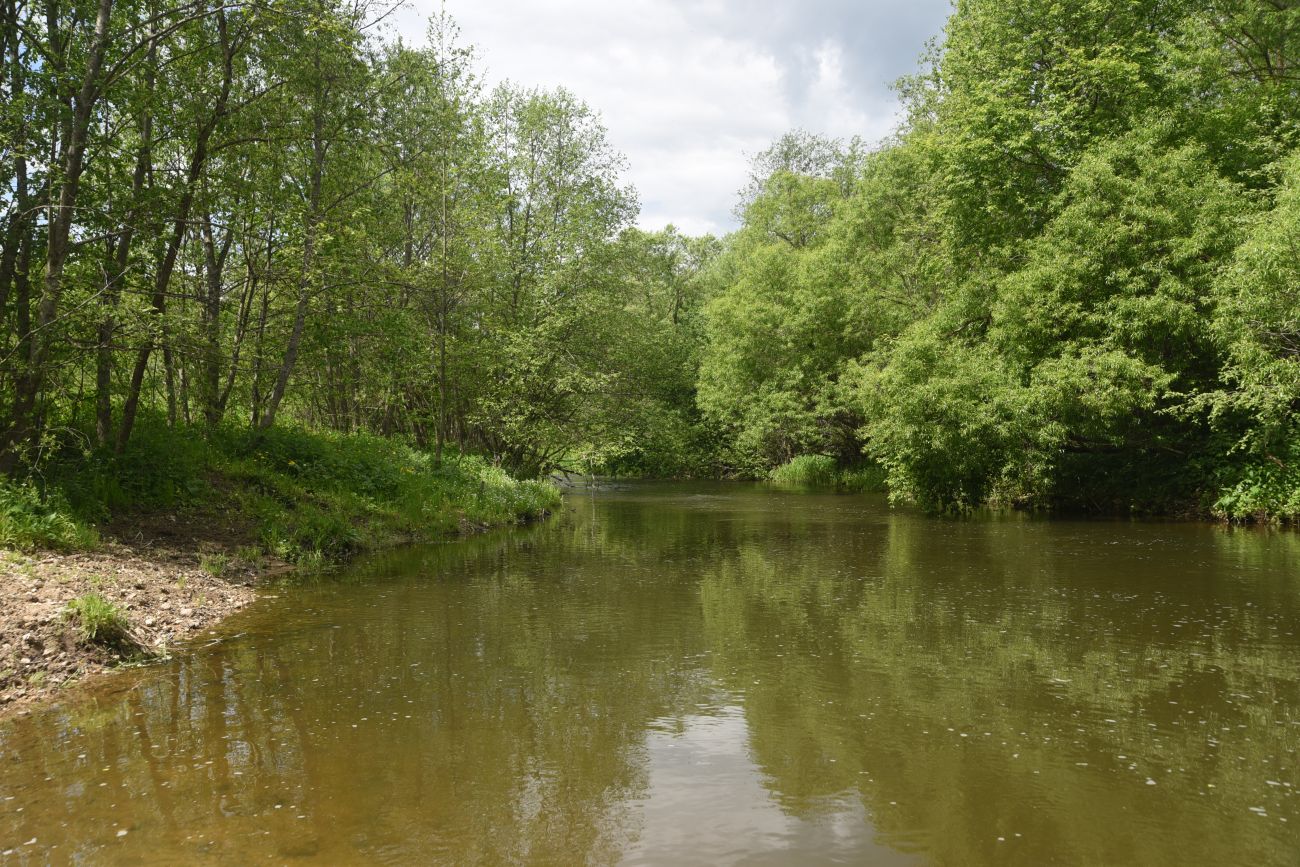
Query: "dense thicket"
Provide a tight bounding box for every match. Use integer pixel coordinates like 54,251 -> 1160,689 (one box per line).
699,0 -> 1300,519
0,0 -> 714,490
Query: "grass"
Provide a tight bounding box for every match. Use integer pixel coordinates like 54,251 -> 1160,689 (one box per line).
199,553 -> 230,577
63,593 -> 132,645
215,426 -> 560,565
769,455 -> 888,493
0,482 -> 98,551
9,414 -> 562,567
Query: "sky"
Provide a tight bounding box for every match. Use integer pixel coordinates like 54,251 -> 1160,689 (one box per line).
393,1 -> 953,236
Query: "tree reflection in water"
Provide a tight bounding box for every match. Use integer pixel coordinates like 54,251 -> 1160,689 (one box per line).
1,484 -> 1296,865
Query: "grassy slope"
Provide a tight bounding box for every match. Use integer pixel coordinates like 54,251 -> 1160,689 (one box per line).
1,418 -> 560,564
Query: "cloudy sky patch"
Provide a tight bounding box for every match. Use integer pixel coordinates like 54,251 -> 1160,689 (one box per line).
395,1 -> 952,235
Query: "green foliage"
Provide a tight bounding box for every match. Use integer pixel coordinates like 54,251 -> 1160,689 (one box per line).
199,553 -> 230,577
854,331 -> 1025,511
1209,153 -> 1300,448
1202,153 -> 1300,521
860,129 -> 1249,512
697,136 -> 874,471
4,0 -> 1299,523
56,416 -> 213,522
63,594 -> 131,646
699,1 -> 1300,521
0,483 -> 98,551
13,418 -> 558,564
770,455 -> 839,487
1213,437 -> 1300,523
769,455 -> 888,492
931,0 -> 1196,253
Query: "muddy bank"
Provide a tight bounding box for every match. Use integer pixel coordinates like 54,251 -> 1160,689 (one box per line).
0,540 -> 276,718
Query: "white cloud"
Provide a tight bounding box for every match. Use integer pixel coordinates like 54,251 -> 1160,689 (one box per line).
392,0 -> 950,235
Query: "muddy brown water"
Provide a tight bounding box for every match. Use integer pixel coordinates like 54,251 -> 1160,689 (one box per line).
1,483 -> 1298,865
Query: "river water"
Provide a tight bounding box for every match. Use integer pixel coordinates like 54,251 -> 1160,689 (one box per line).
1,483 -> 1298,865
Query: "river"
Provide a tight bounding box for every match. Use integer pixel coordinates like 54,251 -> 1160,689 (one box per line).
1,483 -> 1298,864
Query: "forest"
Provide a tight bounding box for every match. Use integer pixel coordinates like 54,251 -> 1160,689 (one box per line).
2,0 -> 1299,538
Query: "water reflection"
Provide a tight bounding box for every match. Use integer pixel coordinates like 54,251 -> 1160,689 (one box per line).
0,484 -> 1297,865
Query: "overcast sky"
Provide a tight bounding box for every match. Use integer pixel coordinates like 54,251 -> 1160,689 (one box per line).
394,1 -> 953,236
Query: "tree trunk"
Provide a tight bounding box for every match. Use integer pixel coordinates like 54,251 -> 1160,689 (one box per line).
116,4 -> 232,452
96,65 -> 155,446
199,207 -> 233,427
1,0 -> 114,475
258,91 -> 326,430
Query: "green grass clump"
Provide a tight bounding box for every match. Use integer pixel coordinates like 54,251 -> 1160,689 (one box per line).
0,482 -> 98,550
770,454 -> 839,486
199,552 -> 230,577
56,417 -> 211,522
769,455 -> 888,493
838,464 -> 890,493
63,593 -> 131,645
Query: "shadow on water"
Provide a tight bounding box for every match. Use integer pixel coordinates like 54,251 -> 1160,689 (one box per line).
1,482 -> 1297,864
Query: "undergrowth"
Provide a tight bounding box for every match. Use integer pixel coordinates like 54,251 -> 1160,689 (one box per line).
216,426 -> 560,565
0,483 -> 98,550
7,414 -> 560,565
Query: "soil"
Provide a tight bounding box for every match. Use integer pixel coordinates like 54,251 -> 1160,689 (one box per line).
0,508 -> 291,720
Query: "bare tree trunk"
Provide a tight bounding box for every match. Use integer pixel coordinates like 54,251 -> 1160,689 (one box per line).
249,280 -> 272,427
163,341 -> 178,425
0,0 -> 28,360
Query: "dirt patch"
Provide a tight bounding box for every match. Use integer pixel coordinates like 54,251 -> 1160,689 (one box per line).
0,532 -> 281,719
99,492 -> 259,551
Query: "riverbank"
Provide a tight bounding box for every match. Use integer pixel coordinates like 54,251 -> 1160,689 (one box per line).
0,422 -> 560,717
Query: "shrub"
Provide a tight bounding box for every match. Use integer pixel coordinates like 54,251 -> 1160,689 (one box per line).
1213,434 -> 1300,524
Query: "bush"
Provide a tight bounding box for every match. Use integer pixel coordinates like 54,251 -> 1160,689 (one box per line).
63,593 -> 131,645
1213,433 -> 1300,524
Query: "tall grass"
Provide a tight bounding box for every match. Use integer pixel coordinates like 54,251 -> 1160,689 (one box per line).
769,455 -> 888,493
0,482 -> 98,550
219,428 -> 561,565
